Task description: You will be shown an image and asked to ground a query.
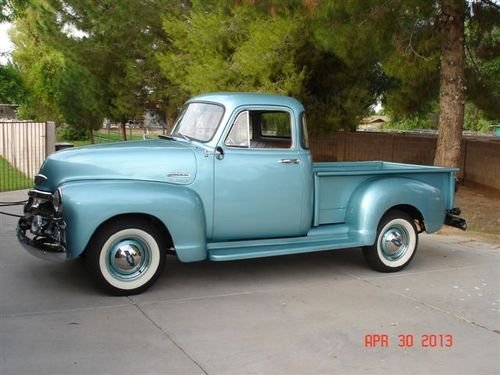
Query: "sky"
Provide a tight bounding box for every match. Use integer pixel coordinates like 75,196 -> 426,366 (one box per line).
0,22 -> 14,64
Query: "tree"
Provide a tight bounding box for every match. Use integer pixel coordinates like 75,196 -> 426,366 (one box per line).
54,0 -> 179,138
11,8 -> 104,138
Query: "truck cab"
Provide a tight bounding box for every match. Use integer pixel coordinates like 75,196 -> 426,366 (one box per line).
179,94 -> 314,241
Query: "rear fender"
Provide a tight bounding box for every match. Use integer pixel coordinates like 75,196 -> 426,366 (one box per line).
59,180 -> 207,262
345,177 -> 446,245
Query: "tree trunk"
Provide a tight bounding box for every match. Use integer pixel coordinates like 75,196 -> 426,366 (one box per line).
472,106 -> 480,132
88,127 -> 95,144
434,0 -> 466,168
121,122 -> 127,141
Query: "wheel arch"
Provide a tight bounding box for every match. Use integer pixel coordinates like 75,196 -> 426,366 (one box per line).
381,204 -> 425,232
84,213 -> 174,257
59,180 -> 208,262
346,176 -> 446,245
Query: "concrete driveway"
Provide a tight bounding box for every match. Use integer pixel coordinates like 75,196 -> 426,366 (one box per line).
1,190 -> 499,375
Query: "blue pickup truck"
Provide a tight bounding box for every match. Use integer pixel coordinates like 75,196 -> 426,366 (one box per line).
17,93 -> 466,295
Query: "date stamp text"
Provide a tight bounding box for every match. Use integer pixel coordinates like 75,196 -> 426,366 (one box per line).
364,334 -> 453,348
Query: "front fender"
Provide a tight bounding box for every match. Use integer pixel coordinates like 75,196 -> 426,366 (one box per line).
59,180 -> 207,262
345,177 -> 446,245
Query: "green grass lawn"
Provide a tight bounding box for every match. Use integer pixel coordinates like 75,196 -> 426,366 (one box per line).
0,156 -> 33,192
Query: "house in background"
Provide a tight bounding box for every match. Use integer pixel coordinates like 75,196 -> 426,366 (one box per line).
143,110 -> 166,129
101,111 -> 167,129
0,104 -> 18,120
357,115 -> 389,131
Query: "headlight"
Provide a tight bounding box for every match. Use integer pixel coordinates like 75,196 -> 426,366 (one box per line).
34,173 -> 47,185
52,188 -> 63,214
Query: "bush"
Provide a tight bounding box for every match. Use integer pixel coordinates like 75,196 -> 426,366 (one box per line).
57,125 -> 89,141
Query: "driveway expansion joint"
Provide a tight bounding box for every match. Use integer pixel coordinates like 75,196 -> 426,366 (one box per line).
127,297 -> 209,375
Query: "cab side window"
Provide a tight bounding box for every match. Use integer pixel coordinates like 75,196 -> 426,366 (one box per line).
225,110 -> 292,149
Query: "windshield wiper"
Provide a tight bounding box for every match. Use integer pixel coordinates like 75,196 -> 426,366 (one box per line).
171,132 -> 191,141
158,134 -> 176,140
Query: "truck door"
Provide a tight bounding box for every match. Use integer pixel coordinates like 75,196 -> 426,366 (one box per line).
213,107 -> 308,241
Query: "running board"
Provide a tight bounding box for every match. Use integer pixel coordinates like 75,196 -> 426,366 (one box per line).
207,235 -> 364,261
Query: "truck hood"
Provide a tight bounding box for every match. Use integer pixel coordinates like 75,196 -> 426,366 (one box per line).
35,139 -> 198,191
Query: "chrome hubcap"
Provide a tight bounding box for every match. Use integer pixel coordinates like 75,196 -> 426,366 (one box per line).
380,225 -> 409,261
108,239 -> 150,280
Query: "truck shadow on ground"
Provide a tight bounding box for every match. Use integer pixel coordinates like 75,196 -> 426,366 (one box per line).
63,248 -> 368,296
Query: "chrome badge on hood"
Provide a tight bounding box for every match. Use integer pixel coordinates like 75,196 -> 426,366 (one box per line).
166,172 -> 192,184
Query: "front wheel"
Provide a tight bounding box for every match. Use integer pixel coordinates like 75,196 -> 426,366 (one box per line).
362,210 -> 418,272
86,218 -> 166,295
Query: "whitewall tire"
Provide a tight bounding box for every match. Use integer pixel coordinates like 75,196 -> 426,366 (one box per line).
86,218 -> 166,295
363,210 -> 418,272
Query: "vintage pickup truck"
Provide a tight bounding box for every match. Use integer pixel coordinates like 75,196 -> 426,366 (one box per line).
17,93 -> 466,295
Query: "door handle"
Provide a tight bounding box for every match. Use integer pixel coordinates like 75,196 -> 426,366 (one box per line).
279,159 -> 300,164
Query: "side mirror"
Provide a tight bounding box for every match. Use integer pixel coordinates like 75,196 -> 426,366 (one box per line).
215,146 -> 224,160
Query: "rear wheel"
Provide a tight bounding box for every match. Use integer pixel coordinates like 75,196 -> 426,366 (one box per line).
363,210 -> 418,272
86,218 -> 166,295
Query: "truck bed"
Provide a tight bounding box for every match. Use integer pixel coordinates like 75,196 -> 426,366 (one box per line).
312,161 -> 457,226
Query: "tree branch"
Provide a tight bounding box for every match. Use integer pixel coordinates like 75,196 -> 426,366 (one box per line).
479,0 -> 500,11
358,0 -> 395,26
464,38 -> 482,78
407,31 -> 430,61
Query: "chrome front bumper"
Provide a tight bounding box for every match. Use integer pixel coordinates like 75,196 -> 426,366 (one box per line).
17,192 -> 67,262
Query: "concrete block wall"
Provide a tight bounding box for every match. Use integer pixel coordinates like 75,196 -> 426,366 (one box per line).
463,139 -> 500,191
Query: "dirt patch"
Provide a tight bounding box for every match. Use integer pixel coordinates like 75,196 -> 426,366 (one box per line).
439,185 -> 500,244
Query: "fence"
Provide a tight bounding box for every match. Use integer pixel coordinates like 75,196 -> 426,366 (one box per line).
0,122 -> 55,191
309,131 -> 500,192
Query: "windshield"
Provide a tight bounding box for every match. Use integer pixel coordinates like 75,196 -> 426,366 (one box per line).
171,102 -> 224,142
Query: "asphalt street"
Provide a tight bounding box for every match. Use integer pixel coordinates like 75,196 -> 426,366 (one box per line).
1,189 -> 499,375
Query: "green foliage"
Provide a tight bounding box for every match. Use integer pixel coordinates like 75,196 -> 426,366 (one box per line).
463,103 -> 498,132
0,63 -> 26,104
384,114 -> 438,132
465,11 -> 500,120
56,124 -> 89,142
384,102 -> 497,133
